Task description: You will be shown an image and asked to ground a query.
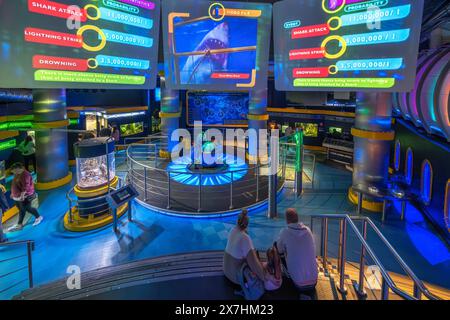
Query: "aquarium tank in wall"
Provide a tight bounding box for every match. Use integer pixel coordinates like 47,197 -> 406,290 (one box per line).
296,123 -> 319,137
120,122 -> 144,137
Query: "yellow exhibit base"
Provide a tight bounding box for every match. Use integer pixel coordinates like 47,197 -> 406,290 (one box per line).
63,203 -> 128,232
35,172 -> 73,191
2,206 -> 19,223
348,187 -> 383,213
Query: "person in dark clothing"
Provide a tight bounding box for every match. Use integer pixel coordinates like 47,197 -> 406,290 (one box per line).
0,184 -> 10,242
16,135 -> 36,172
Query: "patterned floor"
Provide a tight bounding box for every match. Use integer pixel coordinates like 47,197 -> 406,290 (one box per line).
0,161 -> 449,299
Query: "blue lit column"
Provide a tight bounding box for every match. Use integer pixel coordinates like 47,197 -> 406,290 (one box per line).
159,79 -> 180,158
247,88 -> 269,163
33,89 -> 72,190
350,92 -> 394,211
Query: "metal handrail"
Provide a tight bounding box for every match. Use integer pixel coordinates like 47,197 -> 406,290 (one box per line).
127,143 -> 268,175
0,240 -> 35,289
351,216 -> 441,300
310,214 -> 441,300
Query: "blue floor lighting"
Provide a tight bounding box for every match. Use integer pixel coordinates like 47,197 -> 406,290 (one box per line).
166,153 -> 248,187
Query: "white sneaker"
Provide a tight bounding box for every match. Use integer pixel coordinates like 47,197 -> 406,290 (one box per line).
7,224 -> 23,232
32,216 -> 44,226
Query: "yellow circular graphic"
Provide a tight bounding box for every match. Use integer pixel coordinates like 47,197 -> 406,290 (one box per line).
208,2 -> 226,22
77,25 -> 107,52
321,35 -> 347,60
322,0 -> 346,14
327,16 -> 342,31
328,65 -> 338,75
87,58 -> 98,69
84,4 -> 101,21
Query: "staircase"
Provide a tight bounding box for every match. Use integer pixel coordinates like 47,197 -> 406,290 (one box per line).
14,251 -> 449,300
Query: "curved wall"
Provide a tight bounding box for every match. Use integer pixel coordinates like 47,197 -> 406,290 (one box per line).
393,47 -> 450,142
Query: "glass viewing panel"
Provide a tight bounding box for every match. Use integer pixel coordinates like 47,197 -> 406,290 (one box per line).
76,152 -> 116,189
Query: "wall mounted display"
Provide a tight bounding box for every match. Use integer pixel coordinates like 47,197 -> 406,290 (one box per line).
296,123 -> 319,137
162,0 -> 272,90
274,0 -> 425,92
187,92 -> 249,127
120,122 -> 144,137
0,0 -> 160,89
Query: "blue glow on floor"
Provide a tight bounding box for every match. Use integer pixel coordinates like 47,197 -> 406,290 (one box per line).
393,201 -> 450,266
405,224 -> 450,266
166,154 -> 248,186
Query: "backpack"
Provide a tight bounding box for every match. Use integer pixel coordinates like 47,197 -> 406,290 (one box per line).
235,263 -> 265,300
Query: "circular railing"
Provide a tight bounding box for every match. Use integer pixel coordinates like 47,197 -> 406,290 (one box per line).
126,142 -> 286,216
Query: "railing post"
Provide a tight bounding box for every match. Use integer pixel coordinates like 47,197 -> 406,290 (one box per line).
357,219 -> 368,297
130,160 -> 134,185
144,167 -> 148,202
381,277 -> 389,300
198,174 -> 202,212
155,144 -> 159,168
322,218 -> 328,269
68,200 -> 73,224
401,201 -> 407,221
413,283 -> 422,300
112,208 -> 118,232
27,242 -> 34,288
338,219 -> 347,294
229,172 -> 234,210
256,166 -> 260,202
167,172 -> 171,209
127,201 -> 132,221
357,192 -> 363,215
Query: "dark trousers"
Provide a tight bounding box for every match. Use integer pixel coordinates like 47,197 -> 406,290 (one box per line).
16,199 -> 40,225
280,255 -> 317,298
24,154 -> 36,172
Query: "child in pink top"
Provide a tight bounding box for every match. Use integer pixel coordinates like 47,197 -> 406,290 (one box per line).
8,163 -> 43,231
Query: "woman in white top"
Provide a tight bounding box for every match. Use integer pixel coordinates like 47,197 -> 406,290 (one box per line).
223,210 -> 265,285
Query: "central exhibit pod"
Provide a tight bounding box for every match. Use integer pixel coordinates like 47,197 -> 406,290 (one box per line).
64,137 -> 128,232
349,92 -> 395,212
33,89 -> 72,190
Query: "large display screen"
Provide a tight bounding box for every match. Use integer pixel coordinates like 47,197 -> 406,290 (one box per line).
0,0 -> 160,89
274,0 -> 424,92
162,0 -> 272,91
187,92 -> 249,127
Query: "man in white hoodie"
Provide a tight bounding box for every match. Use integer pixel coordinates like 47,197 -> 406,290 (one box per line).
276,208 -> 318,290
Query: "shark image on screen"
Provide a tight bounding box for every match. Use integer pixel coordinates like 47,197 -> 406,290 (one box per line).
162,0 -> 272,90
181,22 -> 230,85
